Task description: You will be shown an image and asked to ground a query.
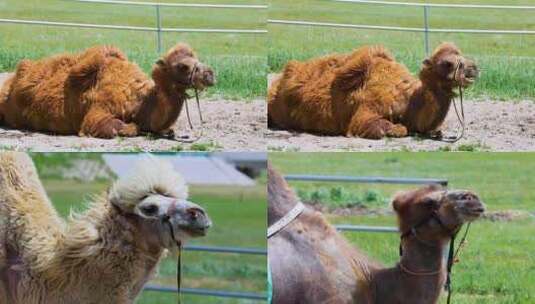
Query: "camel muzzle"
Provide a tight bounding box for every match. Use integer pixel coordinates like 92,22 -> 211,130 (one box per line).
166,200 -> 212,238
193,64 -> 216,89
457,60 -> 478,87
446,190 -> 486,219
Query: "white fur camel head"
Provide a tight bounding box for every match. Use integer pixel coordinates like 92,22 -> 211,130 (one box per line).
108,155 -> 212,249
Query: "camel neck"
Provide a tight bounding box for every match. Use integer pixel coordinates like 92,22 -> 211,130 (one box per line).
403,74 -> 455,133
267,165 -> 301,227
399,237 -> 448,276
134,67 -> 186,132
373,237 -> 448,304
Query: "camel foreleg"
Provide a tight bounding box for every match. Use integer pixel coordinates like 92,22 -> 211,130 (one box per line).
347,109 -> 407,139
80,108 -> 139,139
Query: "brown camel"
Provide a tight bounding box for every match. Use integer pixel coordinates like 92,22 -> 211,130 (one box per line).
0,43 -> 215,138
0,153 -> 211,303
268,42 -> 478,139
268,164 -> 485,304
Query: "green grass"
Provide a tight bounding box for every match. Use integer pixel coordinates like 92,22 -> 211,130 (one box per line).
270,152 -> 535,303
269,0 -> 535,100
0,0 -> 267,99
270,152 -> 535,211
40,177 -> 267,304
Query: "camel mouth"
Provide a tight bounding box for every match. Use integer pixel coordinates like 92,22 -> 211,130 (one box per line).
460,206 -> 486,220
447,190 -> 486,220
192,68 -> 216,90
178,224 -> 210,237
459,74 -> 477,88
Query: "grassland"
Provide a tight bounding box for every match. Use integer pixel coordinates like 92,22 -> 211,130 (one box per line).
270,152 -> 535,304
34,155 -> 266,304
269,0 -> 535,100
0,0 -> 267,99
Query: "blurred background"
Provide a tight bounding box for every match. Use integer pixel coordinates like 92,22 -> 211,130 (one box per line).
270,152 -> 535,304
0,0 -> 267,99
268,0 -> 535,100
30,152 -> 267,304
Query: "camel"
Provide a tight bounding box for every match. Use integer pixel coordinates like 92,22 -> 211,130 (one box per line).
0,152 -> 211,304
268,42 -> 479,139
0,43 -> 215,138
268,164 -> 485,304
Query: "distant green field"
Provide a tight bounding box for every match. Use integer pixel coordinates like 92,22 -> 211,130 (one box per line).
0,0 -> 267,99
269,0 -> 535,100
40,178 -> 267,304
270,152 -> 535,304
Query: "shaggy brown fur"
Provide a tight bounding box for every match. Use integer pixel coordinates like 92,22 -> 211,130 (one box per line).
0,44 -> 215,138
0,153 -> 211,303
268,43 -> 478,139
268,164 -> 485,304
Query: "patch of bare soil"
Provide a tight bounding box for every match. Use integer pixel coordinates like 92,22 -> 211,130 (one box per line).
0,73 -> 266,151
482,210 -> 532,222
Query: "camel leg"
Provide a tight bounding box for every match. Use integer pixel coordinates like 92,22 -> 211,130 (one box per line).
347,110 -> 407,139
80,108 -> 139,139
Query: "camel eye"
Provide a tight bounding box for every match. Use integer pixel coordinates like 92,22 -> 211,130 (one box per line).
422,198 -> 439,209
140,204 -> 159,216
440,60 -> 453,69
175,63 -> 189,72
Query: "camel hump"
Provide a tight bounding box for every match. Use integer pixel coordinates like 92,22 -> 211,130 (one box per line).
82,45 -> 127,61
331,48 -> 379,91
0,152 -> 47,194
66,46 -> 126,91
366,45 -> 394,61
14,59 -> 33,77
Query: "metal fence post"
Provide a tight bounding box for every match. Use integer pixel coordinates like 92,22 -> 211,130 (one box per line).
423,5 -> 430,56
155,4 -> 162,53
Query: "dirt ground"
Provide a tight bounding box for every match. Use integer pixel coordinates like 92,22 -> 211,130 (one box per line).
0,73 -> 266,151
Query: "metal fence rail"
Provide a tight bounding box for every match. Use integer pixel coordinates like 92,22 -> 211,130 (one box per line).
144,285 -> 267,300
71,0 -> 266,52
269,0 -> 535,56
331,0 -> 535,9
143,244 -> 267,301
268,19 -> 535,35
285,174 -> 448,186
72,0 -> 268,9
285,174 -> 448,233
184,244 -> 267,255
0,0 -> 266,54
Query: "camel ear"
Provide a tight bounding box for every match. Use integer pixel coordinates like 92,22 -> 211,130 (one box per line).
392,195 -> 406,212
422,197 -> 440,209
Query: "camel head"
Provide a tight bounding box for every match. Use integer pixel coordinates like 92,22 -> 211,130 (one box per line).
108,156 -> 211,250
393,185 -> 485,241
154,43 -> 216,91
421,42 -> 479,88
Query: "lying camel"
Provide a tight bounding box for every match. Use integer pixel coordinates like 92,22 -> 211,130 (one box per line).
0,153 -> 211,303
0,43 -> 215,138
268,43 -> 478,139
268,164 -> 485,303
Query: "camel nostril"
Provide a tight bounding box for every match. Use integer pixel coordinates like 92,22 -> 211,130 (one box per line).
187,207 -> 205,221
